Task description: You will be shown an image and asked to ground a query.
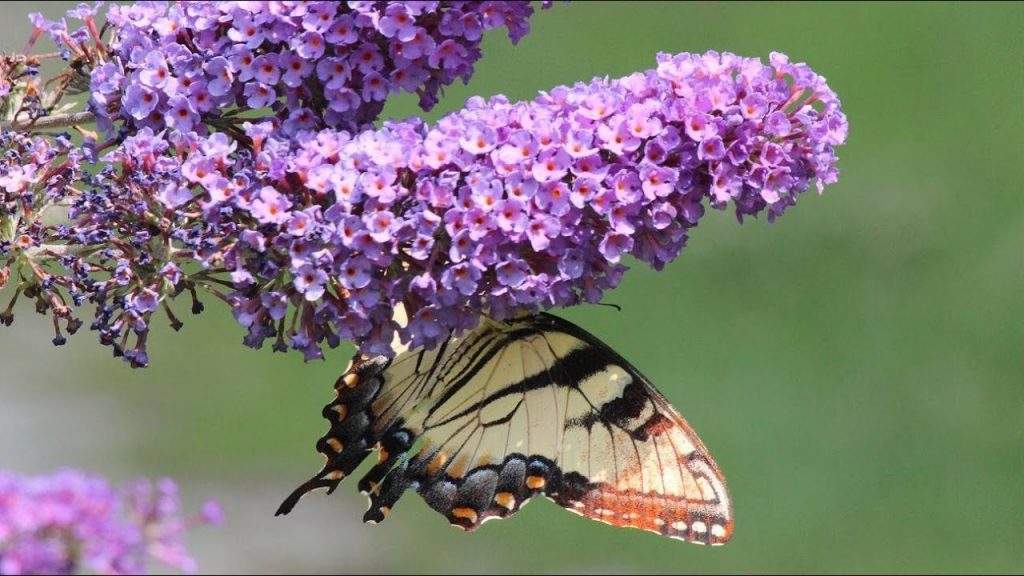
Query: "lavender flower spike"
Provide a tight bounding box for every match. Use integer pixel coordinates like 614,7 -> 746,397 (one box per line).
206,50 -> 847,357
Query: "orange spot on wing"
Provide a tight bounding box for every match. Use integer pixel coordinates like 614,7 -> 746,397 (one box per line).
426,452 -> 449,476
451,507 -> 478,524
494,492 -> 516,510
447,454 -> 470,479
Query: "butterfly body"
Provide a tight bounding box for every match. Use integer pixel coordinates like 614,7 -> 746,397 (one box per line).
277,312 -> 733,546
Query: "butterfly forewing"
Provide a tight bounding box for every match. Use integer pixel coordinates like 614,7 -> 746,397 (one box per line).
277,313 -> 733,545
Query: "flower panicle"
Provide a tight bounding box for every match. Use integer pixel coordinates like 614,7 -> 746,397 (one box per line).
1,2 -> 847,367
211,49 -> 848,357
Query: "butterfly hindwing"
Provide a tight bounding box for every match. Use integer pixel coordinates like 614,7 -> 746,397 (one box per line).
278,313 -> 733,545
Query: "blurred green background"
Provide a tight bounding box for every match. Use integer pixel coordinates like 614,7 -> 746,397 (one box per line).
3,2 -> 1023,573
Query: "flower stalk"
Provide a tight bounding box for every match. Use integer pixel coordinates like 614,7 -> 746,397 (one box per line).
0,111 -> 96,132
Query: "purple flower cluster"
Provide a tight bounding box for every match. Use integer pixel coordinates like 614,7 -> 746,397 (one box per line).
213,50 -> 847,356
0,469 -> 221,575
3,1 -> 553,366
92,1 -> 549,135
2,2 -> 847,366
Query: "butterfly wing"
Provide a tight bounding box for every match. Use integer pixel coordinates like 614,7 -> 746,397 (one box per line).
274,315 -> 511,516
534,313 -> 734,545
277,313 -> 733,546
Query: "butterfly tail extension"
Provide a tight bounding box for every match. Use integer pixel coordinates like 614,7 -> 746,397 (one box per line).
362,458 -> 412,524
276,355 -> 392,516
358,428 -> 416,523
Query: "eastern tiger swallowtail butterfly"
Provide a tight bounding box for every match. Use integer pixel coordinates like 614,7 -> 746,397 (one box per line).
276,311 -> 734,546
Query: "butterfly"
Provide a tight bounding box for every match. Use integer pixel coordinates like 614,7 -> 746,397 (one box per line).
276,310 -> 734,546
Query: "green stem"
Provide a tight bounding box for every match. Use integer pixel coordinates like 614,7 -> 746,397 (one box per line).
23,244 -> 104,258
0,111 -> 96,132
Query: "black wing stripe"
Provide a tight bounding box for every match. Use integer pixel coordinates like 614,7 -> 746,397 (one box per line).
372,332 -> 470,430
420,327 -> 501,404
416,335 -> 451,392
427,344 -> 613,429
428,333 -> 511,422
425,326 -> 543,421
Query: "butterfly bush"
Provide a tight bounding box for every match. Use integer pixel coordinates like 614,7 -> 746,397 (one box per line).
1,1 -> 847,366
0,469 -> 222,575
